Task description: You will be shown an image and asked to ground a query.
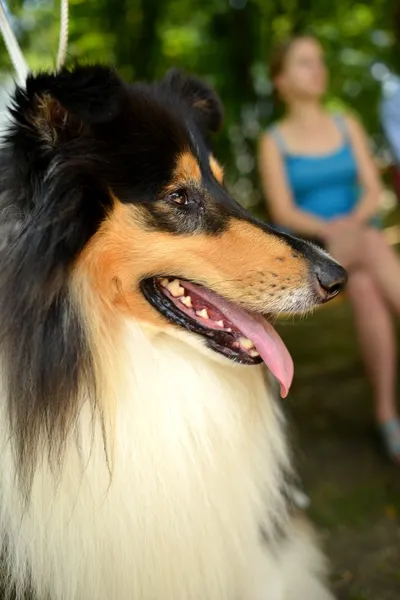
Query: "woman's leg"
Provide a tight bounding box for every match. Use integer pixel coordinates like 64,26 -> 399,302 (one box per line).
346,270 -> 398,428
327,230 -> 400,459
330,226 -> 400,315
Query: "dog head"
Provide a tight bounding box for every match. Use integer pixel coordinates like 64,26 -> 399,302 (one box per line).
0,65 -> 346,471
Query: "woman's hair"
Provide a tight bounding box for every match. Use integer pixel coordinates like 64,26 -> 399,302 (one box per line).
269,39 -> 296,81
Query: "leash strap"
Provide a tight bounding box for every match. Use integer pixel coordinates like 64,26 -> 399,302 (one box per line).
0,0 -> 28,86
0,0 -> 69,87
56,0 -> 69,71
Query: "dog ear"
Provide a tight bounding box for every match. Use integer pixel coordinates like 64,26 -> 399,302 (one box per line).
11,65 -> 125,150
24,93 -> 83,149
161,69 -> 224,134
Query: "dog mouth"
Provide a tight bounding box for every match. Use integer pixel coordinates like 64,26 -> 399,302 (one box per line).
141,277 -> 294,398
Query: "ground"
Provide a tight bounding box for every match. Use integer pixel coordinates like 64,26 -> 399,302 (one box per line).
278,300 -> 400,600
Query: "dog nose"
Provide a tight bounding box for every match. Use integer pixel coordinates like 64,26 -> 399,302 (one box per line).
313,261 -> 348,301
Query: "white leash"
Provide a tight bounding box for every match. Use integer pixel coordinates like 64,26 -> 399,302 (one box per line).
0,0 -> 28,86
0,0 -> 69,87
56,0 -> 69,71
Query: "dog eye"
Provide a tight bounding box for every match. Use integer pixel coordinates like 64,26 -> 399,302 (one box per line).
167,190 -> 188,206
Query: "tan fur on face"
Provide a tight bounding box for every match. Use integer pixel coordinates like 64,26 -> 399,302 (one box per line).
164,152 -> 201,193
209,155 -> 224,184
76,200 -> 310,329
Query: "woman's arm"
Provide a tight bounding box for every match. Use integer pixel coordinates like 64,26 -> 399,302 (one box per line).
258,133 -> 327,238
345,114 -> 383,223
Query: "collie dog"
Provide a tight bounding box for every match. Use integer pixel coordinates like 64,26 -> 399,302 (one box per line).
0,65 -> 346,600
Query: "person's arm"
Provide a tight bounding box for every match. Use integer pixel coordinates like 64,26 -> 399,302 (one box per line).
258,133 -> 327,238
345,114 -> 383,223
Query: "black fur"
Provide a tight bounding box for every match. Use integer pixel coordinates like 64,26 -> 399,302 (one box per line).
0,65 -> 233,484
159,68 -> 224,134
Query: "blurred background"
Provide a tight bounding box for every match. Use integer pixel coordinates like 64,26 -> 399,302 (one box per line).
1,0 -> 400,215
1,1 -> 400,599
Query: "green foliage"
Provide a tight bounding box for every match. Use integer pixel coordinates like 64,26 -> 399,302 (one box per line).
0,0 -> 398,211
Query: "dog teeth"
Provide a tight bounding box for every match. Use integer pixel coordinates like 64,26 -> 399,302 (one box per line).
238,337 -> 254,350
196,308 -> 209,319
180,295 -> 192,308
249,349 -> 260,357
160,278 -> 170,288
226,328 -> 232,333
167,279 -> 184,297
216,320 -> 224,328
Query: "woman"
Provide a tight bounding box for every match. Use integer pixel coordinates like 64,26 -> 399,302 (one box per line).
259,35 -> 400,462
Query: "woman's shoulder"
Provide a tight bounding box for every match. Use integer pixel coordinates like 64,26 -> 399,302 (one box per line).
331,110 -> 363,131
265,118 -> 286,134
340,113 -> 369,148
261,120 -> 287,152
329,111 -> 368,145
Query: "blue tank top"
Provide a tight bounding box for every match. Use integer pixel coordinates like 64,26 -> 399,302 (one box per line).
270,115 -> 361,221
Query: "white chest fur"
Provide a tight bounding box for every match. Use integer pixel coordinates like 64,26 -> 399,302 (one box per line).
0,325 -> 292,600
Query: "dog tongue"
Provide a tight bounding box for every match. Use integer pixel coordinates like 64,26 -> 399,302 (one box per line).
183,283 -> 294,398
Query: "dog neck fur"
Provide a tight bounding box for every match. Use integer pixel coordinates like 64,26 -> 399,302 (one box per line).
0,301 -> 292,600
